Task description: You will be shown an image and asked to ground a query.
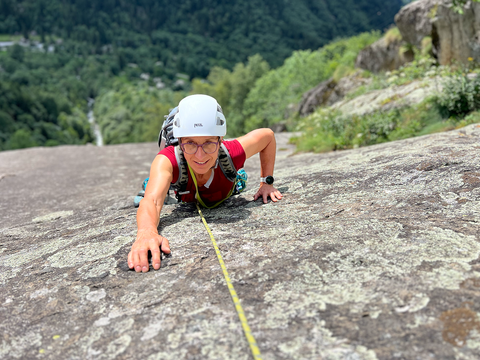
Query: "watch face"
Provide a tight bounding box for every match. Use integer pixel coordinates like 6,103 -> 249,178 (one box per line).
266,176 -> 274,185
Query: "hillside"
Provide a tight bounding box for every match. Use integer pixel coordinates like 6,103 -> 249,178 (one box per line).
1,125 -> 480,359
0,0 -> 403,152
5,0 -> 480,166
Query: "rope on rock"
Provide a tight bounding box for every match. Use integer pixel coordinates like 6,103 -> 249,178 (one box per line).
196,203 -> 263,360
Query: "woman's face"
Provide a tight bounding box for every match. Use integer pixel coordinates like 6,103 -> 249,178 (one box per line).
179,136 -> 221,175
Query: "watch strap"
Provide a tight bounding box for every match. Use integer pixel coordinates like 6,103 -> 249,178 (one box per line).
260,176 -> 274,185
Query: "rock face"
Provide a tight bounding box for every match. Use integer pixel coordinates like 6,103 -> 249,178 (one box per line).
395,0 -> 438,48
355,36 -> 414,74
1,127 -> 480,359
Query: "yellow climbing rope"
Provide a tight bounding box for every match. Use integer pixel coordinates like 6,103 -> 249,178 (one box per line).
196,203 -> 263,360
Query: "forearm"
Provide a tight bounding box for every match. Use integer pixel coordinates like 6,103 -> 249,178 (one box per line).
259,130 -> 276,178
129,155 -> 172,272
136,197 -> 163,234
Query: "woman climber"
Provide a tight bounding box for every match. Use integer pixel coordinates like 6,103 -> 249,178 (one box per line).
128,94 -> 282,272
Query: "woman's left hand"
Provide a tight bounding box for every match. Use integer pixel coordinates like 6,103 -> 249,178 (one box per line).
254,184 -> 283,203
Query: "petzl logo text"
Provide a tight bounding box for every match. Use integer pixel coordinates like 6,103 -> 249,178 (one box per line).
194,123 -> 203,128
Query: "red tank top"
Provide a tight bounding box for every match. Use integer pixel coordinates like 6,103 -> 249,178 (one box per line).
158,140 -> 246,205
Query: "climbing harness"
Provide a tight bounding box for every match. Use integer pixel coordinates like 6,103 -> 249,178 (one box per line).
186,161 -> 248,209
195,203 -> 263,360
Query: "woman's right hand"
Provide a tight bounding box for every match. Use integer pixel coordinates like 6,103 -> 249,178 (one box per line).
128,229 -> 171,272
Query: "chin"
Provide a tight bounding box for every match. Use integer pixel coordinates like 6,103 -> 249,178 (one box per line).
189,159 -> 213,174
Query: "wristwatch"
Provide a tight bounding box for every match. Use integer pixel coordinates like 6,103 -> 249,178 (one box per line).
260,176 -> 274,185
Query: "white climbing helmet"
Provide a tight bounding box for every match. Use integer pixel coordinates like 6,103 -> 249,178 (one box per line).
172,94 -> 226,138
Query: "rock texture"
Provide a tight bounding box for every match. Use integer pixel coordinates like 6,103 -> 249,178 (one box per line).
2,127 -> 480,359
355,36 -> 414,74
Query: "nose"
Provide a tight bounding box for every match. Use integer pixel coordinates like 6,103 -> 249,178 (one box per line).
194,145 -> 206,160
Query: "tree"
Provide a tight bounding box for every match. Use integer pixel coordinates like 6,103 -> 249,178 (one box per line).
8,128 -> 38,150
9,44 -> 24,62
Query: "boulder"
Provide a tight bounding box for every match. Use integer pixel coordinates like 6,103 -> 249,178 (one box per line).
355,35 -> 414,73
298,71 -> 372,116
431,0 -> 480,64
298,78 -> 337,116
396,0 -> 480,65
269,121 -> 288,133
395,0 -> 439,48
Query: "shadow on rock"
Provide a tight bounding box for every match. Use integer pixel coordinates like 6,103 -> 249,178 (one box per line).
117,186 -> 290,272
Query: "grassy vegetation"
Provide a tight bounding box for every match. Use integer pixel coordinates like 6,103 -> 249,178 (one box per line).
291,97 -> 479,153
293,99 -> 436,152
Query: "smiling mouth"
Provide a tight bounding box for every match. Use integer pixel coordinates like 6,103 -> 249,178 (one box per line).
194,160 -> 209,165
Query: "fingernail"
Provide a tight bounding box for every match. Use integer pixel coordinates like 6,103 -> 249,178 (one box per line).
142,266 -> 148,272
154,263 -> 160,269
135,266 -> 141,272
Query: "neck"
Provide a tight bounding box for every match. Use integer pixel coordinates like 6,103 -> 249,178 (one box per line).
194,169 -> 211,180
193,169 -> 212,186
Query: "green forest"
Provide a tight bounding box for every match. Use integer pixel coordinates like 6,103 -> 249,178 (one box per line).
0,0 -> 404,150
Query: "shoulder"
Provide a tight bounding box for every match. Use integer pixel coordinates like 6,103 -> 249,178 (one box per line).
223,139 -> 246,169
236,128 -> 275,159
223,139 -> 243,154
156,146 -> 179,183
158,145 -> 175,158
